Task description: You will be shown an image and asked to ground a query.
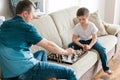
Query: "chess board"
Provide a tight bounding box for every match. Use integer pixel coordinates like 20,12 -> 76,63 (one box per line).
48,49 -> 87,64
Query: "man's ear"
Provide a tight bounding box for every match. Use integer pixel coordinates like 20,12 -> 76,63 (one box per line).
23,11 -> 29,18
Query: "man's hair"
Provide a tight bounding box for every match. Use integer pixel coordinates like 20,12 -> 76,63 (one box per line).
16,0 -> 35,14
77,7 -> 89,17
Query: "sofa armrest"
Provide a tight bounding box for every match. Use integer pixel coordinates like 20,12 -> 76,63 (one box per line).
103,22 -> 120,35
116,31 -> 120,53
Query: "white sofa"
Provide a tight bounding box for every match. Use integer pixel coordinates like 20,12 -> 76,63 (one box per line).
0,6 -> 120,80
29,6 -> 120,80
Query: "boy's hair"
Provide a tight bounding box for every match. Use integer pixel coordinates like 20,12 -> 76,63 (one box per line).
16,0 -> 36,14
77,7 -> 89,17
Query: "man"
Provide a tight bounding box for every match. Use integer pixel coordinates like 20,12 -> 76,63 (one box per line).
0,0 -> 77,80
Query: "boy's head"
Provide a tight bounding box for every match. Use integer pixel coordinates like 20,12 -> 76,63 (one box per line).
76,7 -> 90,25
77,7 -> 89,17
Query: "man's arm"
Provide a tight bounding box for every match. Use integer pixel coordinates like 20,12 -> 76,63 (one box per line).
36,38 -> 75,55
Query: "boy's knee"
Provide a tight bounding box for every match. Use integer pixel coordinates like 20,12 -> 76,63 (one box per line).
100,46 -> 106,52
68,43 -> 73,48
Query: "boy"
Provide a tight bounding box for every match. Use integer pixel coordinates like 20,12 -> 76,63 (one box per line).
68,7 -> 112,75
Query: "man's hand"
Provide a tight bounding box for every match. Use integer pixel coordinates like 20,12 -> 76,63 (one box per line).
64,48 -> 76,55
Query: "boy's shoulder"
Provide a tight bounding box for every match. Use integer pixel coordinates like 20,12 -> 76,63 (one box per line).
88,21 -> 94,25
74,23 -> 80,28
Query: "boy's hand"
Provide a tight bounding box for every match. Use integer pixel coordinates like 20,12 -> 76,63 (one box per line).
85,45 -> 91,50
83,45 -> 91,52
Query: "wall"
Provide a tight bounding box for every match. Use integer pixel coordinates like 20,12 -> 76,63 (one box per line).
78,0 -> 105,20
98,0 -> 105,20
0,0 -> 11,18
0,0 -> 119,24
46,0 -> 79,13
79,0 -> 120,24
104,0 -> 116,23
104,0 -> 120,24
46,0 -> 106,20
114,0 -> 120,24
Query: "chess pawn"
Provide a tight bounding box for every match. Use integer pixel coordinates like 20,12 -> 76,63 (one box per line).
53,54 -> 57,59
58,55 -> 63,63
72,54 -> 78,62
80,49 -> 83,54
67,54 -> 72,62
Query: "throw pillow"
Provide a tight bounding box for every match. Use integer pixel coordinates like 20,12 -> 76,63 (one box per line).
73,11 -> 108,36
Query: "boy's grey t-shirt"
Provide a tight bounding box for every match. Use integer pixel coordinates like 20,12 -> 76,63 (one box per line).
73,22 -> 98,40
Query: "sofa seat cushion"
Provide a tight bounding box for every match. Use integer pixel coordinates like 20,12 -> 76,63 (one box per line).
49,51 -> 97,79
69,51 -> 97,78
98,35 -> 117,53
91,35 -> 117,59
29,15 -> 63,53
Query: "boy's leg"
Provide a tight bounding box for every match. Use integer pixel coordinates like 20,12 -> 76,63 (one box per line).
18,62 -> 77,80
33,50 -> 47,61
92,40 -> 110,72
68,40 -> 92,50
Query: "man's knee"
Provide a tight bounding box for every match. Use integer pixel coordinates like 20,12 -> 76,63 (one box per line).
67,68 -> 76,78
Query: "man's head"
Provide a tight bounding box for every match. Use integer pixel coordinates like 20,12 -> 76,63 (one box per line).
76,7 -> 90,25
16,0 -> 36,22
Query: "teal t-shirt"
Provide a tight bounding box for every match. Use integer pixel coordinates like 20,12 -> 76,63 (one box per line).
0,16 -> 43,78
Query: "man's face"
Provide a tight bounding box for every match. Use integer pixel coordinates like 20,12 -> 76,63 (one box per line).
24,6 -> 35,22
77,15 -> 89,25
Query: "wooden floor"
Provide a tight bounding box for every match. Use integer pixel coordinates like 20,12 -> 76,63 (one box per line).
92,49 -> 120,80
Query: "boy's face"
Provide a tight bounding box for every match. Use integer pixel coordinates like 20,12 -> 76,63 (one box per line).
77,15 -> 89,25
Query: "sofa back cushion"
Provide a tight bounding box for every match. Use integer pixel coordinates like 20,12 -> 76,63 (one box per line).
30,15 -> 62,53
50,6 -> 79,47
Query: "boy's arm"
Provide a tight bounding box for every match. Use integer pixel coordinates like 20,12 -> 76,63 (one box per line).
72,34 -> 84,48
88,33 -> 97,49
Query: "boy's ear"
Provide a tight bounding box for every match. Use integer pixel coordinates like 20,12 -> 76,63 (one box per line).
87,15 -> 90,19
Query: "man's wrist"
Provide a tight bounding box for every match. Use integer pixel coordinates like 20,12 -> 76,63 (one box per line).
61,50 -> 67,55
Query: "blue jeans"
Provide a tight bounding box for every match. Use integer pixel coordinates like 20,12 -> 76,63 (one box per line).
18,50 -> 77,80
68,39 -> 109,71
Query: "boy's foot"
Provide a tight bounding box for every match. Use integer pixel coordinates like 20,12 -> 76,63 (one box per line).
105,70 -> 113,75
